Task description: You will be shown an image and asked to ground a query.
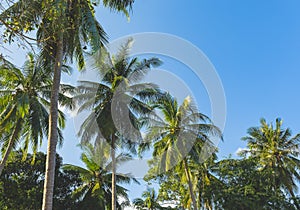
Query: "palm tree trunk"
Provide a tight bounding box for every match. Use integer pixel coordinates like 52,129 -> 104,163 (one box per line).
0,118 -> 22,175
42,37 -> 63,210
111,134 -> 117,210
183,159 -> 198,210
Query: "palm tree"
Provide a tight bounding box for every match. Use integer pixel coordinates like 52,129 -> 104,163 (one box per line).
63,141 -> 138,210
193,154 -> 220,210
1,1 -> 134,209
242,118 -> 300,209
133,187 -> 171,210
76,39 -> 162,210
0,0 -> 39,48
0,53 -> 73,175
141,93 -> 222,210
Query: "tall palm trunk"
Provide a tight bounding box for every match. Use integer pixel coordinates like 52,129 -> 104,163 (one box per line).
111,134 -> 117,210
183,159 -> 198,210
0,118 -> 22,175
42,37 -> 63,210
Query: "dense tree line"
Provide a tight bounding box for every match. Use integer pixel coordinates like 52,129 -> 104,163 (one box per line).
0,151 -> 82,210
136,118 -> 300,210
1,118 -> 299,209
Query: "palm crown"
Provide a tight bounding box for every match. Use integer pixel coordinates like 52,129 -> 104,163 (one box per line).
76,39 -> 162,144
0,53 -> 74,172
242,118 -> 300,207
63,141 -> 138,210
141,93 -> 222,173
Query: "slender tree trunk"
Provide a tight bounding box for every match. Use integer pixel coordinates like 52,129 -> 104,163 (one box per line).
0,119 -> 22,175
183,159 -> 198,210
111,134 -> 117,210
42,37 -> 63,210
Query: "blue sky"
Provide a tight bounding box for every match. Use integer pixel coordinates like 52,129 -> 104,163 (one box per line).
3,0 -> 300,204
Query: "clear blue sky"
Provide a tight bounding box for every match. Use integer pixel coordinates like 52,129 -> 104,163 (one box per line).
4,0 -> 300,203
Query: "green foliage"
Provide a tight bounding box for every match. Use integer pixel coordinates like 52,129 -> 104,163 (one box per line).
141,93 -> 221,174
133,187 -> 174,210
0,53 -> 74,164
0,0 -> 42,46
0,0 -> 135,67
141,117 -> 300,210
0,151 -> 82,210
63,142 -> 138,210
141,93 -> 221,210
241,118 -> 300,208
213,158 -> 296,210
76,39 -> 162,145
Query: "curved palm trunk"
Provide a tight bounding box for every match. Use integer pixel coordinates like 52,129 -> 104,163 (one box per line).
42,37 -> 63,210
111,134 -> 117,210
183,159 -> 198,210
0,118 -> 22,175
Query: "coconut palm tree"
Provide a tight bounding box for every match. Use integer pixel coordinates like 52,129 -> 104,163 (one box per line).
1,1 -> 134,209
63,141 -> 138,210
76,39 -> 162,210
133,187 -> 171,210
241,118 -> 300,209
193,154 -> 220,210
141,93 -> 222,210
0,53 -> 73,175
